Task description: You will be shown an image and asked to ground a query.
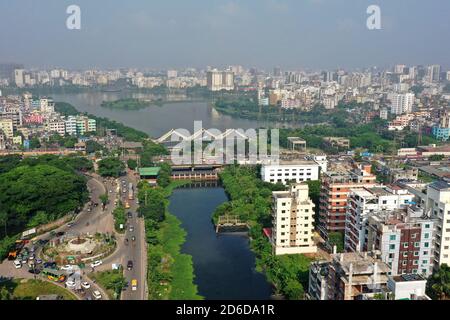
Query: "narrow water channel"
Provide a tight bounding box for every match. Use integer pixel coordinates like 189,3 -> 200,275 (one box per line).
168,185 -> 273,300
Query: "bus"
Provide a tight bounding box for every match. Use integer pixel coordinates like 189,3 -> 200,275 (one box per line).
125,201 -> 130,209
42,268 -> 66,283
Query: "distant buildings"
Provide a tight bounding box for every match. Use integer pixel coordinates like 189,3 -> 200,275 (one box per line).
271,183 -> 317,255
206,69 -> 234,91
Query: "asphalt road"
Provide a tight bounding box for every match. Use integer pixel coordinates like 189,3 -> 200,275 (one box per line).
119,172 -> 147,300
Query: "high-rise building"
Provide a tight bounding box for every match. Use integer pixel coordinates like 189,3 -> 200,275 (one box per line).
167,70 -> 178,78
0,118 -> 14,139
389,93 -> 415,115
206,69 -> 234,91
0,63 -> 24,81
318,164 -> 377,240
427,65 -> 441,82
14,69 -> 24,87
271,183 -> 317,255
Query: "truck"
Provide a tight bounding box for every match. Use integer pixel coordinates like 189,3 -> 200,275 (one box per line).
131,279 -> 138,291
8,240 -> 26,260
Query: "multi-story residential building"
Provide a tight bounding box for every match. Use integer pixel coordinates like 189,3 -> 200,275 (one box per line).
261,160 -> 321,185
65,116 -> 77,135
427,65 -> 441,83
14,69 -> 24,87
308,261 -> 329,300
0,106 -> 22,129
366,208 -> 436,277
206,69 -> 234,91
46,118 -> 66,136
389,93 -> 415,115
318,164 -> 377,240
0,118 -> 14,139
271,183 -> 317,255
345,185 -> 414,252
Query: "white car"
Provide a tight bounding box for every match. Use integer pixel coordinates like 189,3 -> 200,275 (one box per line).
81,281 -> 91,289
66,279 -> 76,289
92,290 -> 102,300
60,265 -> 73,271
90,260 -> 102,268
13,260 -> 22,269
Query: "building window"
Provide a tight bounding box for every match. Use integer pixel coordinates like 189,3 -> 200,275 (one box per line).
389,244 -> 395,250
403,252 -> 408,258
402,260 -> 407,266
390,235 -> 396,241
422,260 -> 428,264
424,233 -> 429,239
414,252 -> 419,256
414,242 -> 420,248
425,224 -> 430,229
403,242 -> 409,248
424,242 -> 429,248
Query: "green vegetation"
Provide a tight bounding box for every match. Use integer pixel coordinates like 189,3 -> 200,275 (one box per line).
127,159 -> 138,170
0,279 -> 77,300
45,133 -> 78,149
112,205 -> 126,233
139,140 -> 169,167
157,163 -> 172,188
214,165 -> 313,299
86,140 -> 104,154
429,154 -> 445,161
138,179 -> 201,300
97,157 -> 125,177
328,232 -> 345,253
427,264 -> 450,300
55,102 -> 149,141
101,98 -> 151,110
90,269 -> 127,300
0,159 -> 88,241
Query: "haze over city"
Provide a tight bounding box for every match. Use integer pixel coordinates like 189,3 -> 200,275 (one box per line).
0,0 -> 449,70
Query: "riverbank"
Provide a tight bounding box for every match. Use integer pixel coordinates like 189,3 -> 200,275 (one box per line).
138,180 -> 202,300
214,165 -> 313,299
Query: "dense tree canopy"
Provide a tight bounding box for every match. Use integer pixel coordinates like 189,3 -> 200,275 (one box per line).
97,157 -> 125,177
0,164 -> 88,236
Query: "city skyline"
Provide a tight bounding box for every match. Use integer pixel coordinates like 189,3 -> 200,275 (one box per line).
0,0 -> 449,70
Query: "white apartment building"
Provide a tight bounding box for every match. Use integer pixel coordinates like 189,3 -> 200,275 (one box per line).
422,181 -> 450,267
345,185 -> 414,252
206,69 -> 234,91
46,119 -> 66,136
271,183 -> 317,255
261,160 -> 321,185
65,116 -> 77,135
389,93 -> 415,115
0,118 -> 14,139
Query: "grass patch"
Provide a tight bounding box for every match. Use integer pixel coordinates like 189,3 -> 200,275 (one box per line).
0,279 -> 77,300
90,269 -> 126,300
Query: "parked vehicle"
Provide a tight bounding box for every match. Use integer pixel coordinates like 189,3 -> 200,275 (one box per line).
92,290 -> 102,300
127,260 -> 133,271
127,212 -> 133,219
90,260 -> 102,268
66,279 -> 76,289
129,226 -> 134,232
81,281 -> 91,289
131,279 -> 138,291
60,265 -> 73,271
13,260 -> 22,269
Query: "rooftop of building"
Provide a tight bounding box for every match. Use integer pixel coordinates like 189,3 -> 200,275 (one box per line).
391,274 -> 426,283
332,252 -> 390,275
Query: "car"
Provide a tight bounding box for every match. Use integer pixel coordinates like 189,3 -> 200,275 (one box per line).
109,190 -> 112,193
127,260 -> 133,270
60,265 -> 73,271
56,232 -> 65,237
28,267 -> 41,275
13,260 -> 22,269
127,212 -> 133,218
67,222 -> 75,228
81,281 -> 91,289
92,290 -> 102,300
87,208 -> 91,212
129,226 -> 134,232
90,260 -> 102,268
21,257 -> 28,264
35,258 -> 43,264
131,236 -> 136,242
43,261 -> 57,269
66,279 -> 76,289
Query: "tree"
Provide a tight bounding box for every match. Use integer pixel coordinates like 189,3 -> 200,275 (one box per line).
427,264 -> 450,300
284,279 -> 304,300
99,194 -> 109,206
29,137 -> 41,149
429,154 -> 445,161
97,158 -> 125,177
157,163 -> 172,188
127,159 -> 137,171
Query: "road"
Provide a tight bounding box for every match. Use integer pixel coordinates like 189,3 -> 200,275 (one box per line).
116,171 -> 146,300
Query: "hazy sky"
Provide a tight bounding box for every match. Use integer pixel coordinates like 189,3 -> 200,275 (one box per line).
0,0 -> 449,70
